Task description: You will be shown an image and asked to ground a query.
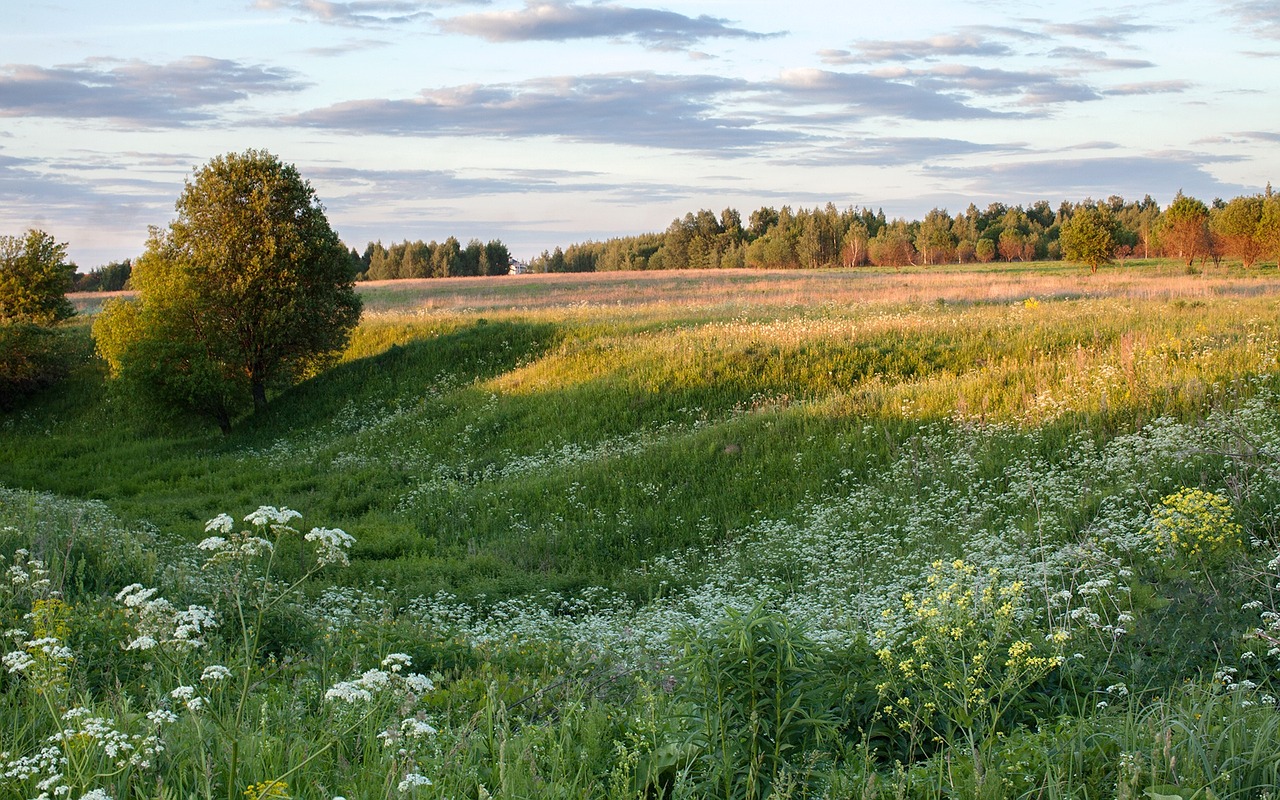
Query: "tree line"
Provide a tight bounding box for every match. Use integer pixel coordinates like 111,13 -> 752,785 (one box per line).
355,238 -> 511,280
524,188 -> 1280,273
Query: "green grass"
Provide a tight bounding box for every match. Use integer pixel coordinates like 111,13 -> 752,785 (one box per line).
7,260 -> 1280,797
8,263 -> 1280,600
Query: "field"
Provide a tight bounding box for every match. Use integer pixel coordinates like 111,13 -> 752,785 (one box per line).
5,261 -> 1280,798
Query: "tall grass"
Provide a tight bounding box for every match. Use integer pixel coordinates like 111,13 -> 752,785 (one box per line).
5,262 -> 1280,796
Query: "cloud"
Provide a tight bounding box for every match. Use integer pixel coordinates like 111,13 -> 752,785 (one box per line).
1044,16 -> 1159,41
1221,1 -> 1280,39
301,38 -> 393,56
1103,80 -> 1192,96
1045,46 -> 1155,70
931,154 -> 1249,203
1235,130 -> 1280,143
765,68 -> 1010,120
824,34 -> 1014,64
0,149 -> 186,264
778,136 -> 1023,168
309,164 -> 626,201
437,1 -> 779,49
868,64 -> 1100,107
288,72 -> 805,151
250,0 -> 440,27
0,57 -> 306,126
288,66 -> 1019,152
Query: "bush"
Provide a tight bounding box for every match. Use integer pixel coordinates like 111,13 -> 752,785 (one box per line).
0,323 -> 74,409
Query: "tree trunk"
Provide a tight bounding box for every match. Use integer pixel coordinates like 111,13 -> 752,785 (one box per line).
252,380 -> 267,412
214,408 -> 232,436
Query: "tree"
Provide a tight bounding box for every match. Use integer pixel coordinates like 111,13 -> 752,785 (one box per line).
1211,195 -> 1267,267
974,238 -> 996,263
916,208 -> 956,265
1,230 -> 75,325
1160,192 -> 1211,266
1,230 -> 76,407
1059,205 -> 1118,273
93,150 -> 361,433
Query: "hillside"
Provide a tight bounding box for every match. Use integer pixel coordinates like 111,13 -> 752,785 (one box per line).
5,261 -> 1280,797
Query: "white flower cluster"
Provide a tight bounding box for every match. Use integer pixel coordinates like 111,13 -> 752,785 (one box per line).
5,706 -> 169,799
324,654 -> 434,705
304,527 -> 356,567
199,508 -> 356,570
169,685 -> 206,713
3,635 -> 73,675
115,584 -> 217,651
201,664 -> 232,683
4,549 -> 52,596
397,772 -> 432,793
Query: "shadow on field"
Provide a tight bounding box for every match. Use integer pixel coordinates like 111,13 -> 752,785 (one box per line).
243,318 -> 562,440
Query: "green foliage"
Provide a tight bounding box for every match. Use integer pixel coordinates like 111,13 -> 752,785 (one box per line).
0,229 -> 75,326
1160,192 -> 1212,266
872,559 -> 1065,783
93,150 -> 362,432
1060,204 -> 1118,273
674,605 -> 838,799
0,323 -> 76,410
73,259 -> 132,292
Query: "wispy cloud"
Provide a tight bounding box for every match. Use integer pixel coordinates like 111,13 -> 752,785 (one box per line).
437,1 -> 780,49
1044,16 -> 1159,42
778,136 -> 1022,168
300,38 -> 393,56
287,66 -> 1023,152
0,57 -> 306,125
1103,80 -> 1193,96
287,72 -> 794,151
822,34 -> 1014,65
765,68 -> 1010,120
1045,46 -> 1155,70
250,0 -> 442,27
868,64 -> 1100,107
1221,1 -> 1280,39
932,154 -> 1249,203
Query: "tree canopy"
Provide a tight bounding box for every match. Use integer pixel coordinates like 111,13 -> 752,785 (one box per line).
94,149 -> 362,433
0,229 -> 75,325
0,229 -> 76,408
1059,204 -> 1118,273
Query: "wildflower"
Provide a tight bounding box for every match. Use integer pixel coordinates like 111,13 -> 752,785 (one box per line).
115,584 -> 159,608
147,709 -> 178,725
201,665 -> 232,682
78,791 -> 113,800
244,506 -> 302,531
325,682 -> 373,704
305,527 -> 356,567
3,650 -> 35,674
397,773 -> 432,792
381,653 -> 412,672
244,780 -> 290,800
197,536 -> 230,552
204,513 -> 235,534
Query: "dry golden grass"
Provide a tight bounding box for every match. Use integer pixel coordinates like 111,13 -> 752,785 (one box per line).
355,264 -> 1280,317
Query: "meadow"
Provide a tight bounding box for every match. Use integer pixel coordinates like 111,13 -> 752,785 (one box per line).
4,260 -> 1280,798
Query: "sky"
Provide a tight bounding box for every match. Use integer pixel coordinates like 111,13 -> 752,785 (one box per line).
2,1 -> 1278,267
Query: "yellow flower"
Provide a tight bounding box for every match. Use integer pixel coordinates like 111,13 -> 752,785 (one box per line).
244,781 -> 291,800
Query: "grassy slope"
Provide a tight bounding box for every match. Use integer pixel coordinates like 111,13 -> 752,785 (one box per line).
8,262 -> 1280,600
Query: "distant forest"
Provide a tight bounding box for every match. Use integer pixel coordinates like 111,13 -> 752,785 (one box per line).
74,189 -> 1280,289
518,190 -> 1280,274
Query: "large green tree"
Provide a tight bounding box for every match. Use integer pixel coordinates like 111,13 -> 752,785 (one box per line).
94,150 -> 361,433
1059,205 -> 1118,273
1159,192 -> 1211,266
0,229 -> 75,325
